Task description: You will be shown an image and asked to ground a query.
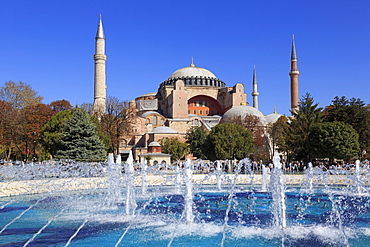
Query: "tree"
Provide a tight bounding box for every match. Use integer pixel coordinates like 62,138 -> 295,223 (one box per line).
223,115 -> 264,146
41,108 -> 109,160
40,109 -> 74,158
309,121 -> 360,163
203,122 -> 253,161
186,126 -> 207,159
100,96 -> 136,154
223,114 -> 269,160
266,115 -> 290,158
0,100 -> 19,160
49,99 -> 72,112
56,108 -> 106,161
0,103 -> 54,161
323,96 -> 370,158
80,102 -> 94,115
89,114 -> 111,152
160,137 -> 189,161
0,81 -> 43,109
18,104 -> 55,161
285,93 -> 323,162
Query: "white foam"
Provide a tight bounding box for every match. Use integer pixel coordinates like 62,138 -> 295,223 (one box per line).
359,227 -> 370,236
157,222 -> 223,239
231,225 -> 356,245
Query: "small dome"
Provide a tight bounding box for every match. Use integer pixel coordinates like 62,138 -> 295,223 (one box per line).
148,141 -> 161,147
169,65 -> 217,79
138,92 -> 157,97
151,126 -> 177,134
265,113 -> 283,125
223,105 -> 267,125
140,111 -> 164,118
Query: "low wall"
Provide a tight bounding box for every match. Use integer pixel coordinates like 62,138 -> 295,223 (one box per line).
0,174 -> 368,197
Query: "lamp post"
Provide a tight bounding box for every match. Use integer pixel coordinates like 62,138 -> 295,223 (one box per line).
228,135 -> 233,159
32,132 -> 38,162
228,136 -> 233,173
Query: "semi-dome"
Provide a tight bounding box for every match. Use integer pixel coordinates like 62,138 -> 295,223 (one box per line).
265,113 -> 283,125
222,105 -> 267,125
140,111 -> 164,118
151,126 -> 177,134
160,62 -> 226,88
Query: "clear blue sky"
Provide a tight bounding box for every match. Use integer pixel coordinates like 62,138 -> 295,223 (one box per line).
1,0 -> 369,116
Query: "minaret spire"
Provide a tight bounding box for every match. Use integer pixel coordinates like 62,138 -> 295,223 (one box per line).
291,34 -> 297,61
96,14 -> 105,39
289,34 -> 299,114
252,65 -> 259,110
93,15 -> 107,116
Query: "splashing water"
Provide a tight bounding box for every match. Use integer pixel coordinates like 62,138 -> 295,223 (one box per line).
1,156 -> 370,246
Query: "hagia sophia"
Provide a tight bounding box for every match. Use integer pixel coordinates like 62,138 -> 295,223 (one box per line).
92,17 -> 299,163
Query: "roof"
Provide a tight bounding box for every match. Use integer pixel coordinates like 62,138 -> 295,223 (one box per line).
265,113 -> 283,125
222,105 -> 267,125
148,141 -> 161,147
140,111 -> 164,118
150,126 -> 177,134
169,64 -> 217,79
137,92 -> 157,97
139,153 -> 172,157
96,16 -> 105,39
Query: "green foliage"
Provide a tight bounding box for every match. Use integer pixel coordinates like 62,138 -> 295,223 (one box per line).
160,137 -> 189,161
185,126 -> 207,159
285,93 -> 323,162
266,115 -> 290,157
56,108 -> 106,161
323,96 -> 370,156
309,121 -> 360,160
89,114 -> 111,152
41,108 -> 109,159
203,122 -> 253,161
40,109 -> 73,157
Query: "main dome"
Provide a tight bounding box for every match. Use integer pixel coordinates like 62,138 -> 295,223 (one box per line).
160,62 -> 226,88
169,65 -> 217,79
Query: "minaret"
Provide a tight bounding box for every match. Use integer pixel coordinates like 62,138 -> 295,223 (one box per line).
252,65 -> 259,109
289,35 -> 299,114
93,15 -> 107,116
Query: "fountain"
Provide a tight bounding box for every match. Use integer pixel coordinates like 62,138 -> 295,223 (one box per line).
1,155 -> 370,246
215,160 -> 223,191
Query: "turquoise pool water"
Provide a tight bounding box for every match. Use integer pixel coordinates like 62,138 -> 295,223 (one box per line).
1,186 -> 370,246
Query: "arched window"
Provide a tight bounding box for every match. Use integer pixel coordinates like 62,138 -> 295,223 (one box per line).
119,139 -> 127,148
153,116 -> 158,125
146,118 -> 150,124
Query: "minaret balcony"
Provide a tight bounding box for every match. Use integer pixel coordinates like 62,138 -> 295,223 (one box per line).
289,70 -> 300,75
94,54 -> 107,60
